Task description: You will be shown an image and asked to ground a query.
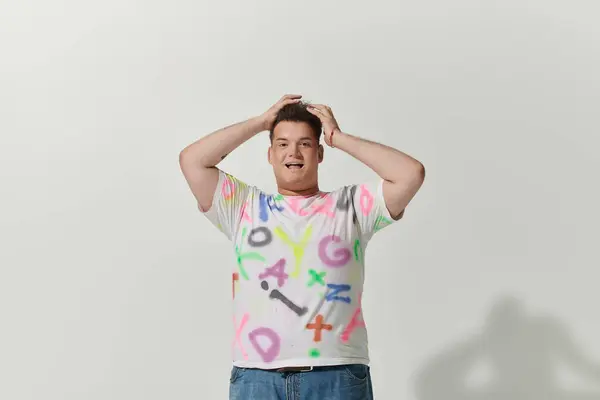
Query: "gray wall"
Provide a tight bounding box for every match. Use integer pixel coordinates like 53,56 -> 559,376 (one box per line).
2,0 -> 599,398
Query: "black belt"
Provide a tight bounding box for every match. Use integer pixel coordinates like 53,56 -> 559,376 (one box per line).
273,366 -> 314,372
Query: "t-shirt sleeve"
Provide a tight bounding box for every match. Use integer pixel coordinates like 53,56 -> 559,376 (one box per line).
199,169 -> 251,241
350,179 -> 401,242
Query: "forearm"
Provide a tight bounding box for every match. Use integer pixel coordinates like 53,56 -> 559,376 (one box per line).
180,116 -> 266,168
332,130 -> 424,183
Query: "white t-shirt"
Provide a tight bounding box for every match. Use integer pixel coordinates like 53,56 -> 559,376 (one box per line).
201,169 -> 398,369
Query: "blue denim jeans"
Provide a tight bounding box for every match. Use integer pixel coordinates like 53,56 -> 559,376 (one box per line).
229,364 -> 374,400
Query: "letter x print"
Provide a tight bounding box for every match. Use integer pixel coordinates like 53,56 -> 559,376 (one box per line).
308,269 -> 326,287
233,313 -> 249,360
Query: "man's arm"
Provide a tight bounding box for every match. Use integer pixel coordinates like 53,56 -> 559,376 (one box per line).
330,130 -> 425,220
179,116 -> 266,212
179,94 -> 302,212
307,104 -> 425,220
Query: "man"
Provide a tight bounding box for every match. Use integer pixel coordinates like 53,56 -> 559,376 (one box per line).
179,94 -> 425,399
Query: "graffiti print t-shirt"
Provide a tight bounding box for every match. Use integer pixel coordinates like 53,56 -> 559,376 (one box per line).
201,169 -> 398,369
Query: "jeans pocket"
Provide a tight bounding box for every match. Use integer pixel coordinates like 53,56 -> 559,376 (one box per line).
230,366 -> 242,383
342,364 -> 369,381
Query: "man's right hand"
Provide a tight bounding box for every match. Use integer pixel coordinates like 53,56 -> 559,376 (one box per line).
259,94 -> 302,131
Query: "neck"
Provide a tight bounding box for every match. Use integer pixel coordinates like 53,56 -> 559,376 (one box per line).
278,184 -> 320,197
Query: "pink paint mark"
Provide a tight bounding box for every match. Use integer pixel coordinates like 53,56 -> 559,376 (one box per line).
248,327 -> 281,363
288,198 -> 310,216
222,176 -> 234,200
258,258 -> 288,287
310,194 -> 336,218
241,200 -> 252,223
232,272 -> 239,299
341,295 -> 365,342
233,313 -> 249,360
318,235 -> 351,267
359,184 -> 374,215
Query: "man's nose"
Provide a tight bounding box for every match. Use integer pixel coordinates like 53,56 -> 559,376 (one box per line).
290,144 -> 302,156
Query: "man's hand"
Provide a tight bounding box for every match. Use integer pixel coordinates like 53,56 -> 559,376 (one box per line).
259,94 -> 303,131
306,104 -> 340,147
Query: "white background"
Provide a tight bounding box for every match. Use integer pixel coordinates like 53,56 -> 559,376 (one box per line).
1,1 -> 600,399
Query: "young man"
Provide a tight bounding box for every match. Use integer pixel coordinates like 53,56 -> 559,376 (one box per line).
179,94 -> 425,399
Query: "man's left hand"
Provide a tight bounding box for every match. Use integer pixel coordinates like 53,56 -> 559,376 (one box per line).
307,104 -> 340,147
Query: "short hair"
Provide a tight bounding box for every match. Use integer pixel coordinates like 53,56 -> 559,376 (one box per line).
269,102 -> 322,143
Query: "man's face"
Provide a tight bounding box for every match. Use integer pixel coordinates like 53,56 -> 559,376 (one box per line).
268,121 -> 323,191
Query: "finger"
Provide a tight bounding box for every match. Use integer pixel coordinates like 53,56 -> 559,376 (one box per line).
312,104 -> 330,113
283,98 -> 302,106
309,105 -> 329,115
306,107 -> 323,117
280,96 -> 302,107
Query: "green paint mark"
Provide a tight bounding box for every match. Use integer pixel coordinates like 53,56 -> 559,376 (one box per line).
309,348 -> 320,358
353,239 -> 363,262
235,227 -> 265,280
308,269 -> 326,287
374,216 -> 392,232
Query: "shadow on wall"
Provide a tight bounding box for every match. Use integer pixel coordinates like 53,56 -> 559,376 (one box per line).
413,295 -> 600,400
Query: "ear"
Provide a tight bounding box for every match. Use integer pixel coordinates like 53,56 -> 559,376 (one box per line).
318,144 -> 324,163
268,146 -> 273,165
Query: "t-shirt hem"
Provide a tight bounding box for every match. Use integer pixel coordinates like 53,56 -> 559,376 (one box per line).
232,357 -> 370,369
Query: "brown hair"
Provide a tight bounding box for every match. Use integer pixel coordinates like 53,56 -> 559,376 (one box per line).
269,102 -> 322,143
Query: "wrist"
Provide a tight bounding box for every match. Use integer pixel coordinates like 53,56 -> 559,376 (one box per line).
253,115 -> 269,132
329,127 -> 341,147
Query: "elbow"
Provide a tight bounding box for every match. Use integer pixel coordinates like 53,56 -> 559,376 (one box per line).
388,161 -> 425,189
179,144 -> 210,169
179,147 -> 193,167
406,161 -> 425,190
405,161 -> 425,185
388,161 -> 425,186
416,162 -> 426,182
415,162 -> 426,189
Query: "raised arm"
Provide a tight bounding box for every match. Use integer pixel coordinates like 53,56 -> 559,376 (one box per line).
308,104 -> 425,220
179,94 -> 302,211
